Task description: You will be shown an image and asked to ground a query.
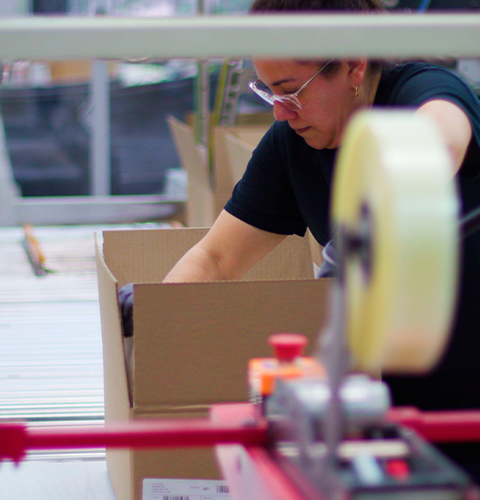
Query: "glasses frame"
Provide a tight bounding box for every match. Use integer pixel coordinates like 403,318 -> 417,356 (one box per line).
249,60 -> 332,111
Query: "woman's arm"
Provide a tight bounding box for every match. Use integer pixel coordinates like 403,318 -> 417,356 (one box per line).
416,99 -> 473,174
163,209 -> 287,283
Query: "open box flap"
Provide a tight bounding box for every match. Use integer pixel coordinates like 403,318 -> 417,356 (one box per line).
167,115 -> 216,227
95,232 -> 131,413
102,228 -> 315,286
94,233 -> 132,500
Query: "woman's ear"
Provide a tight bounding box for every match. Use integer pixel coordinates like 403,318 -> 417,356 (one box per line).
347,59 -> 368,83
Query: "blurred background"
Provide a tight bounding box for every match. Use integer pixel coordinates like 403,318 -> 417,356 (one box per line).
0,0 -> 262,202
0,0 -> 478,227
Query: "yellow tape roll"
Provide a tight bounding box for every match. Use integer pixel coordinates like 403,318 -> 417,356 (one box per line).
332,110 -> 459,374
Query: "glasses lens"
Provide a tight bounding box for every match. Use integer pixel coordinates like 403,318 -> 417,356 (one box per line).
250,81 -> 302,111
252,79 -> 269,94
275,95 -> 301,112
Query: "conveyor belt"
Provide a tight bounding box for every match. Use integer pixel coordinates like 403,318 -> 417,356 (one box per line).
0,226 -> 105,460
0,224 -> 162,463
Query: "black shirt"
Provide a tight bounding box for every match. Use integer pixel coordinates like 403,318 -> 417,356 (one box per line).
225,62 -> 480,411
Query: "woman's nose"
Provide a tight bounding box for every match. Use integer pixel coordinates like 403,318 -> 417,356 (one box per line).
273,101 -> 298,121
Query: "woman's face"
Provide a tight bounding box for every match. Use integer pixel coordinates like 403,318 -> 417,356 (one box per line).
253,59 -> 360,150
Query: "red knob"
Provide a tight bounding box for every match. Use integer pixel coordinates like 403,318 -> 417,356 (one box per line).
268,333 -> 308,362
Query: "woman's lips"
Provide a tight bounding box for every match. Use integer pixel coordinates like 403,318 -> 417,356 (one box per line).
294,126 -> 310,135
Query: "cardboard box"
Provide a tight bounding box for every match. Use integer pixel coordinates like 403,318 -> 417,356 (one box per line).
167,116 -> 216,228
167,114 -> 273,227
95,226 -> 330,500
222,127 -> 266,185
43,60 -> 117,84
214,123 -> 270,193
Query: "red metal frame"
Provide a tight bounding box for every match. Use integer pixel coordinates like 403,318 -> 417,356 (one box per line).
216,445 -> 312,500
0,405 -> 268,464
2,403 -> 480,500
2,404 -> 480,465
386,407 -> 480,443
213,404 -> 312,500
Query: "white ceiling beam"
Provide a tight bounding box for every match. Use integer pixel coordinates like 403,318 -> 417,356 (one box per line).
0,14 -> 479,60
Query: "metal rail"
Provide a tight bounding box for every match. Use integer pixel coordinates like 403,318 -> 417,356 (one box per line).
0,418 -> 269,464
0,14 -> 479,60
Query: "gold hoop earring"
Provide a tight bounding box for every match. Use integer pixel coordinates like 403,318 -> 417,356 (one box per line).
355,86 -> 359,98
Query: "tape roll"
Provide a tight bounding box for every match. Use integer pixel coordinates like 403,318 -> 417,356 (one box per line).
332,110 -> 459,374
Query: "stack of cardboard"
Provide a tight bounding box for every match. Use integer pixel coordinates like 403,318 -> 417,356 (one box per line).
167,113 -> 274,228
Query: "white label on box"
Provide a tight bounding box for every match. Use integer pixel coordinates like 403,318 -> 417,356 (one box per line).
143,479 -> 230,500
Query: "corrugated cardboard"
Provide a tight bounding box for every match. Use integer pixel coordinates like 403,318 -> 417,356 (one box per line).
95,226 -> 330,500
167,114 -> 273,227
46,60 -> 117,83
167,116 -> 216,228
222,127 -> 267,184
213,124 -> 269,196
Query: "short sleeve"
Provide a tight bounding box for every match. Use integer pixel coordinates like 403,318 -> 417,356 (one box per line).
391,65 -> 480,151
381,64 -> 480,180
224,121 -> 308,237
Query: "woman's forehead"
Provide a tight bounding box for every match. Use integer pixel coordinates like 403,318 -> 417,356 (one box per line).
253,58 -> 318,69
253,59 -> 317,83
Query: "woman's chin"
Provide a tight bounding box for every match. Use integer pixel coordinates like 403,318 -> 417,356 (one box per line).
303,136 -> 326,150
304,134 -> 339,150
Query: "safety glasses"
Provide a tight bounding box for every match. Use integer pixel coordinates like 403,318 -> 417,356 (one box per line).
249,60 -> 331,111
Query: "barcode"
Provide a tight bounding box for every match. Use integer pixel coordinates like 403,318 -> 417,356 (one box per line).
217,485 -> 230,493
162,496 -> 189,500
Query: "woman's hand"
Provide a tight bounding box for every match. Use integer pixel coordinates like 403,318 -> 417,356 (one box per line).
163,210 -> 287,283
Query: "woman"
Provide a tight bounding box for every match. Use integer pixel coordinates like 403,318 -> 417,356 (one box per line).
139,0 -> 480,418
116,0 -> 480,479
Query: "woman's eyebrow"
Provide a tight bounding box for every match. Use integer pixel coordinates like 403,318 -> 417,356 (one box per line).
270,77 -> 297,87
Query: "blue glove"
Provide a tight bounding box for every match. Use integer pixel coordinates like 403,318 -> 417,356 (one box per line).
316,240 -> 339,278
118,283 -> 134,338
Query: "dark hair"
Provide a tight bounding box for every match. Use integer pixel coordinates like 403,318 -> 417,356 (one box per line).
249,0 -> 387,75
249,0 -> 384,13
